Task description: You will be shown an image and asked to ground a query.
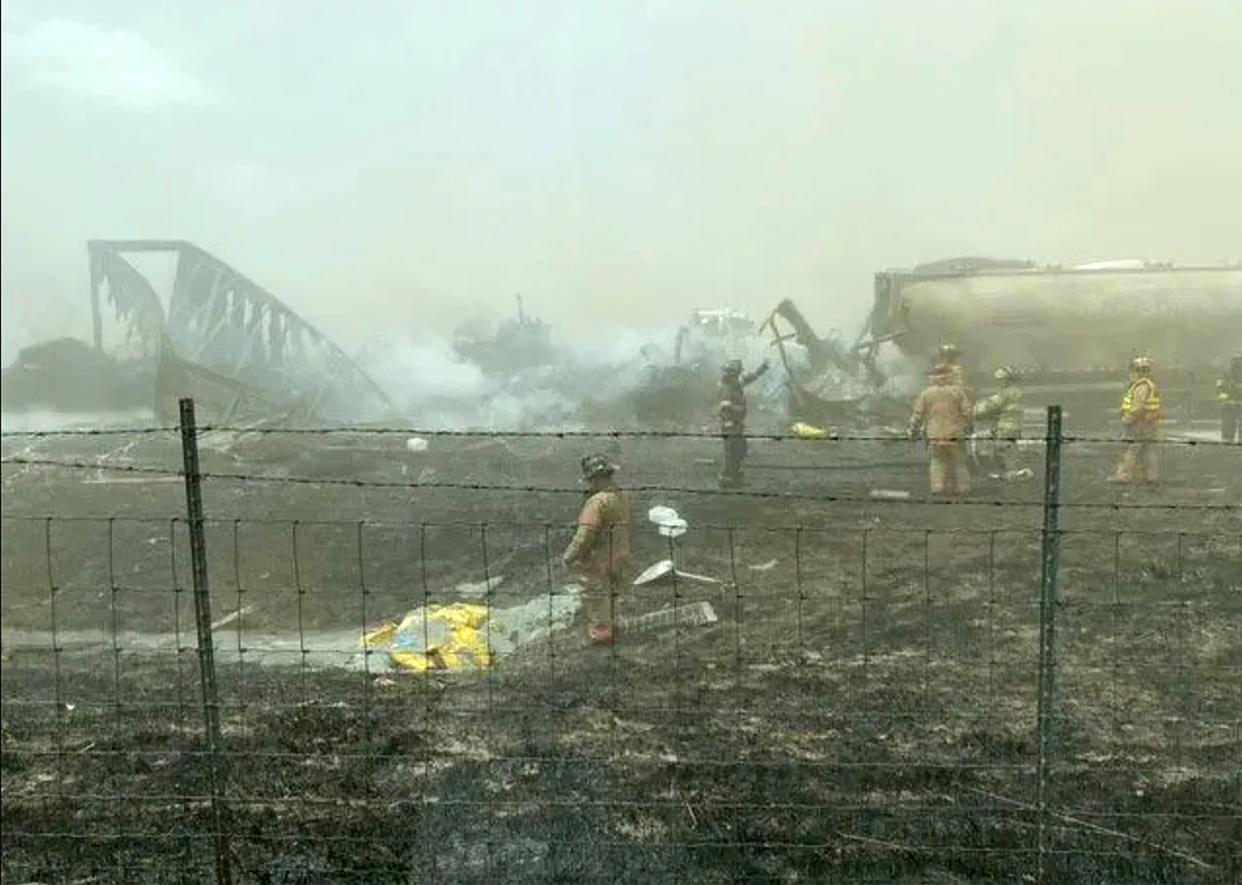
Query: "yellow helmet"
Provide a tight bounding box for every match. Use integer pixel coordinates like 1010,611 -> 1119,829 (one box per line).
1130,356 -> 1153,373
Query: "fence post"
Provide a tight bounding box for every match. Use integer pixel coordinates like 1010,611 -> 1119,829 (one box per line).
1034,405 -> 1063,885
179,398 -> 233,885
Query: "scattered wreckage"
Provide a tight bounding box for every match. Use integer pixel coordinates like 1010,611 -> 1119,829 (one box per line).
6,246 -> 1237,438
633,257 -> 1242,434
761,298 -> 902,428
451,295 -> 558,376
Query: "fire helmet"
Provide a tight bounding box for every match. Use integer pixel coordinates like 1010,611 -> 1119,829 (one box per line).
580,454 -> 618,480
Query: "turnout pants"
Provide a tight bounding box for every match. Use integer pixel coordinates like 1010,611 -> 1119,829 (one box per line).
582,576 -> 619,631
929,442 -> 971,494
720,430 -> 748,487
1112,430 -> 1159,483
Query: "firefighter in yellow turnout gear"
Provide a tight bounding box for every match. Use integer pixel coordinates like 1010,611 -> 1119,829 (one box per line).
1109,356 -> 1161,484
909,364 -> 973,494
975,366 -> 1023,437
972,365 -> 1024,475
562,454 -> 632,644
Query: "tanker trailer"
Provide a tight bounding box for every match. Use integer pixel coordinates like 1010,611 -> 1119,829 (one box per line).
862,260 -> 1242,428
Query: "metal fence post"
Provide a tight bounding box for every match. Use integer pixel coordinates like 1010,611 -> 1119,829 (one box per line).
179,398 -> 233,885
1035,405 -> 1063,885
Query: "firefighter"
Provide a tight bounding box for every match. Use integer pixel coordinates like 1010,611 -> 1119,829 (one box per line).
975,365 -> 1024,438
562,454 -> 631,644
909,364 -> 974,495
938,343 -> 973,405
1217,355 -> 1242,444
1109,356 -> 1162,484
718,358 -> 770,488
973,365 -> 1024,473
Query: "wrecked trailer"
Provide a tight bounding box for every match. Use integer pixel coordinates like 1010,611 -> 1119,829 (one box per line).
762,298 -> 905,428
861,258 -> 1242,423
83,239 -> 393,423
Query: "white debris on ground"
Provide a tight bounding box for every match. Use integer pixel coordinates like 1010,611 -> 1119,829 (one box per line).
620,601 -> 718,632
632,559 -> 721,587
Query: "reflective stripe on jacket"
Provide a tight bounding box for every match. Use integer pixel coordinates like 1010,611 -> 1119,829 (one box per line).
1121,378 -> 1161,420
976,388 -> 1024,436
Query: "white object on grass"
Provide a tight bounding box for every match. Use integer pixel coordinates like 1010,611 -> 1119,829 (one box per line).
620,601 -> 718,632
870,489 -> 911,501
632,559 -> 721,587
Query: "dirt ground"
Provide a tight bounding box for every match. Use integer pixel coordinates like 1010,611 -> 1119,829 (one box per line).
2,429 -> 1240,883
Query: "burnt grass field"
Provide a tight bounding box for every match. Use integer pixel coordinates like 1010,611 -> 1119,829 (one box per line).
2,429 -> 1240,883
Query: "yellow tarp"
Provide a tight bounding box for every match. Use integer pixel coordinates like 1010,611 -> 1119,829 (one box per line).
362,603 -> 493,672
790,421 -> 832,439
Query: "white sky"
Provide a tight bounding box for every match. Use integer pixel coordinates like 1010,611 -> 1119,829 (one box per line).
2,0 -> 1240,362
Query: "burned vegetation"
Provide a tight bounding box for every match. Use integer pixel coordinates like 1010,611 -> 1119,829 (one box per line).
2,248 -> 1241,883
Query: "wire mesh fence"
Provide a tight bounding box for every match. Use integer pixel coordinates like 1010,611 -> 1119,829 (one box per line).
1,405 -> 1239,884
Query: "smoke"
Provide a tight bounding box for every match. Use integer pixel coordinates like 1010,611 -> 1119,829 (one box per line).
360,333 -> 488,406
356,308 -> 822,430
357,326 -> 661,430
2,0 -> 1240,366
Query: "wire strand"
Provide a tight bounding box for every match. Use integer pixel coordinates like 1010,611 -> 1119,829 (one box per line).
3,424 -> 1240,446
5,455 -> 1239,511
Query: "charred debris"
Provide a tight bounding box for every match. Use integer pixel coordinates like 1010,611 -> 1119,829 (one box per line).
3,243 -> 1240,439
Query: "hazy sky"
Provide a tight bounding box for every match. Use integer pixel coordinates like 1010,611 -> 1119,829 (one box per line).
2,0 -> 1240,361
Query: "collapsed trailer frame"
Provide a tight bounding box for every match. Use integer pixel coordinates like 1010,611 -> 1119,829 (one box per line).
88,239 -> 391,418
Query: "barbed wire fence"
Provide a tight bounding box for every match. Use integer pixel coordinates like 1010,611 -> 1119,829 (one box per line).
1,400 -> 1239,884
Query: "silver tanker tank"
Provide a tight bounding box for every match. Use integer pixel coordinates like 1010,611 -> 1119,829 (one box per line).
866,260 -> 1242,375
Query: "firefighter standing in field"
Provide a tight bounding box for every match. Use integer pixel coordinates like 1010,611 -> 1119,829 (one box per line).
1109,356 -> 1162,484
718,358 -> 770,488
1217,355 -> 1242,444
973,365 -> 1024,472
909,364 -> 974,495
562,454 -> 631,644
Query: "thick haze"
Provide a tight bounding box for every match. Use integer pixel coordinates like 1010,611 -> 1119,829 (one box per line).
2,0 -> 1240,364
